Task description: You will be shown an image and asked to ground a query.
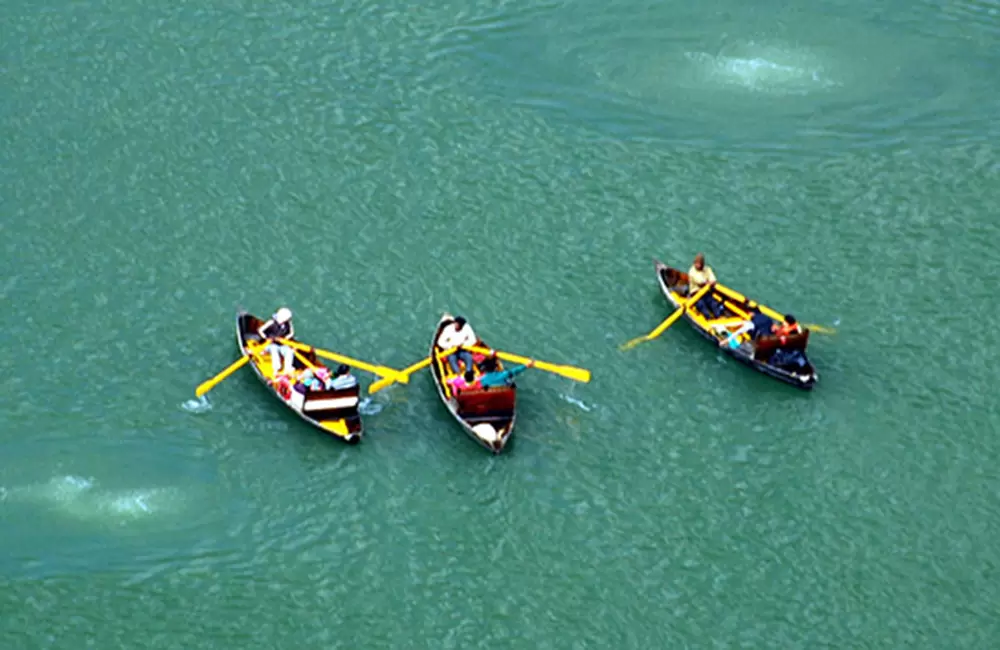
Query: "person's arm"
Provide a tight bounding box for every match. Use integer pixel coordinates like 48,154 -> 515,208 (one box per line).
285,322 -> 295,340
505,364 -> 529,378
707,268 -> 717,285
257,319 -> 274,339
461,326 -> 477,348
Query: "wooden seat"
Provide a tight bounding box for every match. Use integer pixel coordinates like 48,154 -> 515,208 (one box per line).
754,330 -> 810,361
457,387 -> 515,419
302,386 -> 361,414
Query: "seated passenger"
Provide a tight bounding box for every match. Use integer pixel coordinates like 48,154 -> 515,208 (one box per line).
448,370 -> 481,394
477,354 -> 534,389
299,368 -> 322,391
329,364 -> 358,390
771,314 -> 802,345
749,312 -> 776,340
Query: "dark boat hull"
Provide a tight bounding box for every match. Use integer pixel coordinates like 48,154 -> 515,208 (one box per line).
236,311 -> 364,443
429,313 -> 517,453
653,260 -> 818,390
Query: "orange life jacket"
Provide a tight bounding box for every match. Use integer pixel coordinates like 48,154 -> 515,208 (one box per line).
775,323 -> 801,344
776,323 -> 800,337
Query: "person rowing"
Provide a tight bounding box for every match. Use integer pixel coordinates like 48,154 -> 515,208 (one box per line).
687,253 -> 724,319
257,307 -> 296,376
436,316 -> 478,375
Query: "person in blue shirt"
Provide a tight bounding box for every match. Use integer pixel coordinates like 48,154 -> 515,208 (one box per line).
329,364 -> 358,390
477,354 -> 534,389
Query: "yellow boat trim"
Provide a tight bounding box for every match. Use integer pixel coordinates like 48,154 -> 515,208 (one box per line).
436,347 -> 452,399
319,419 -> 349,436
671,276 -> 797,341
715,282 -> 787,322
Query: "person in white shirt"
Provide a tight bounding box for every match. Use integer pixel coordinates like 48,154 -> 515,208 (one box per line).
437,316 -> 479,375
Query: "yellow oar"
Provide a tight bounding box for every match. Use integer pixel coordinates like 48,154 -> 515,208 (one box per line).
195,355 -> 250,398
367,347 -> 457,395
465,345 -> 591,383
619,282 -> 713,351
193,339 -> 269,398
804,323 -> 836,335
290,347 -> 319,371
275,338 -> 407,383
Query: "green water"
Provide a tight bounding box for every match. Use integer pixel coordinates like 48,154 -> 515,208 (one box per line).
3,0 -> 999,646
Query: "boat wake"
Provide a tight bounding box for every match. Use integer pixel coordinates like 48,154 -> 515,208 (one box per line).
358,397 -> 384,416
1,475 -> 183,523
560,394 -> 593,412
683,46 -> 837,95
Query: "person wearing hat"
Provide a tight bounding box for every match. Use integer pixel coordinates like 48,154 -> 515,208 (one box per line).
257,307 -> 296,376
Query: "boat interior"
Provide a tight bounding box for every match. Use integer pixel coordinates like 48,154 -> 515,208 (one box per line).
435,338 -> 516,427
240,315 -> 361,435
660,266 -> 813,369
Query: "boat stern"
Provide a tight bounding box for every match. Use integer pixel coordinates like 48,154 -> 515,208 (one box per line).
471,422 -> 512,454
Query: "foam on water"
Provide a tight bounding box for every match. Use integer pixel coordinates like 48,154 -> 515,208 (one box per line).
2,475 -> 181,523
683,43 -> 838,95
358,397 -> 384,416
182,395 -> 213,414
560,394 -> 594,412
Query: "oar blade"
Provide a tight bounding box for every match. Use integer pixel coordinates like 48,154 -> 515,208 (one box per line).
195,354 -> 250,398
542,363 -> 591,383
367,376 -> 394,395
805,324 -> 836,335
618,335 -> 649,351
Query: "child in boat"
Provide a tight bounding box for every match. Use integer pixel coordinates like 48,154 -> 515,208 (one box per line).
477,354 -> 534,389
298,367 -> 332,392
448,370 -> 481,394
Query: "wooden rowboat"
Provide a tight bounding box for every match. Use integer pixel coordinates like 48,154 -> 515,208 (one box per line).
653,259 -> 819,390
236,311 -> 363,443
429,313 -> 517,453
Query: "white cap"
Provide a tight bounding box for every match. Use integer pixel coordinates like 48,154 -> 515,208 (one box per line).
274,307 -> 292,323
